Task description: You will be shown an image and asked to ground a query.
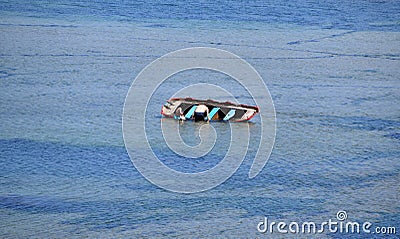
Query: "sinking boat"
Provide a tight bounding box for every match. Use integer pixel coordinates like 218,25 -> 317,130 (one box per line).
161,97 -> 259,122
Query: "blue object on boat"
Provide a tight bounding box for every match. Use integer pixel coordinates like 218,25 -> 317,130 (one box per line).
223,109 -> 236,121
185,105 -> 197,119
208,107 -> 220,120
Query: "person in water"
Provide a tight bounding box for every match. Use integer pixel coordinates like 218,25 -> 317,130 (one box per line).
194,104 -> 209,122
174,107 -> 185,121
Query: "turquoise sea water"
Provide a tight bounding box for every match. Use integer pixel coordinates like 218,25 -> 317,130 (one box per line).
1,1 -> 399,238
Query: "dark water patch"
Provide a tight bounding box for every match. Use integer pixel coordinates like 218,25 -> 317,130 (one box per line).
62,195 -> 324,230
320,116 -> 400,132
1,0 -> 400,31
248,55 -> 334,60
384,132 -> 400,140
287,30 -> 356,45
349,93 -> 391,106
374,212 -> 400,234
144,23 -> 170,28
0,23 -> 78,28
0,70 -> 14,79
0,194 -> 82,214
281,113 -> 400,132
243,147 -> 400,192
0,192 -> 321,230
0,66 -> 18,79
360,69 -> 378,74
148,123 -> 232,173
13,53 -> 158,59
0,138 -> 135,179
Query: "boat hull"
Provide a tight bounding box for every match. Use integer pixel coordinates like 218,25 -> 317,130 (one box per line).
161,98 -> 259,122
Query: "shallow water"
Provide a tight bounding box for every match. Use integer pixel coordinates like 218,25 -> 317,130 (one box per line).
1,1 -> 399,238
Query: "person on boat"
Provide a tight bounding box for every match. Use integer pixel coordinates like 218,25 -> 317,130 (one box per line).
174,107 -> 185,121
194,104 -> 209,122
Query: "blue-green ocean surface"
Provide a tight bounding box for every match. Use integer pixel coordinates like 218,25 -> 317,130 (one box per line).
1,1 -> 399,238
